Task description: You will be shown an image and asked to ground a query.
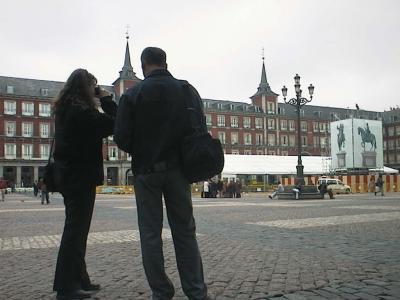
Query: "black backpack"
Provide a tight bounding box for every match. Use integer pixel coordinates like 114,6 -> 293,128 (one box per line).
179,82 -> 224,183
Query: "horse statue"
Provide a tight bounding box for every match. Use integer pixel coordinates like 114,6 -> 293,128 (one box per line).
337,124 -> 345,151
358,125 -> 377,151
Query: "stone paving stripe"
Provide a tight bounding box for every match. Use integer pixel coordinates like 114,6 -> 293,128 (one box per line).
0,229 -> 173,251
0,208 -> 65,213
334,206 -> 400,210
247,212 -> 400,228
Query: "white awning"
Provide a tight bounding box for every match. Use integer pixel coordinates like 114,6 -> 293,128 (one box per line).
222,155 -> 331,175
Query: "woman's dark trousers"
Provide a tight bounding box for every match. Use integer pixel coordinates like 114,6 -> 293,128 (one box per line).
53,186 -> 96,292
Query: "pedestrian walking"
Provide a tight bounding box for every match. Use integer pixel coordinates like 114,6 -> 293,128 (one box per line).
0,178 -> 6,202
217,179 -> 223,198
269,181 -> 284,199
318,182 -> 335,199
203,180 -> 210,198
375,174 -> 385,196
33,180 -> 39,197
235,179 -> 242,198
40,179 -> 50,204
114,47 -> 210,300
52,69 -> 117,300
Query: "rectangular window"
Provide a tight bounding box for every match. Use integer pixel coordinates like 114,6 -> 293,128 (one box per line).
217,115 -> 225,127
268,134 -> 276,146
4,101 -> 16,115
22,102 -> 34,116
280,120 -> 287,130
268,102 -> 275,114
40,144 -> 50,159
389,154 -> 395,163
320,137 -> 327,148
383,141 -> 387,150
280,135 -> 288,146
231,132 -> 238,145
205,114 -> 212,126
41,88 -> 49,96
4,144 -> 16,159
289,135 -> 296,147
313,122 -> 319,132
6,85 -> 14,94
396,126 -> 400,136
388,140 -> 395,150
256,134 -> 263,145
302,136 -> 307,147
218,132 -> 226,144
397,153 -> 400,162
319,122 -> 326,132
301,121 -> 307,132
255,118 -> 263,129
108,146 -> 118,160
5,121 -> 16,136
388,127 -> 395,137
22,144 -> 33,159
244,133 -> 252,145
268,119 -> 275,130
40,123 -> 50,138
22,122 -> 33,137
313,136 -> 320,147
397,139 -> 400,149
39,103 -> 51,117
230,116 -> 238,128
243,117 -> 251,128
326,123 -> 331,132
288,120 -> 295,131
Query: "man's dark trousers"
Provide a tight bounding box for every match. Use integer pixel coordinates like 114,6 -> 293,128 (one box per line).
134,168 -> 208,300
53,186 -> 96,292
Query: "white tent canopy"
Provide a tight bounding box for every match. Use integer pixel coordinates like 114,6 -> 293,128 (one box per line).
222,155 -> 331,175
221,155 -> 399,175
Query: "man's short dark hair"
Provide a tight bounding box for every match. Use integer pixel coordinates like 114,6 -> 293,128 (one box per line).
141,47 -> 167,66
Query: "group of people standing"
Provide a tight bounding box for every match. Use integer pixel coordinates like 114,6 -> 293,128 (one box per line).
51,47 -> 210,300
202,179 -> 242,198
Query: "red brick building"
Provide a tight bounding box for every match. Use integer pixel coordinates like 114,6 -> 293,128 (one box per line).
1,42 -> 398,187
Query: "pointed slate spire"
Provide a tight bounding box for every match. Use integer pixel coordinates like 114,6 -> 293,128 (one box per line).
250,55 -> 277,98
119,34 -> 137,80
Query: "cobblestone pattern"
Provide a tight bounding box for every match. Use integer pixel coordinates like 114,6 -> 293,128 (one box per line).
0,193 -> 399,299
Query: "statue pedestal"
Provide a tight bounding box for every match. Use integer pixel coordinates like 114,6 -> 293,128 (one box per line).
337,151 -> 346,168
362,151 -> 376,168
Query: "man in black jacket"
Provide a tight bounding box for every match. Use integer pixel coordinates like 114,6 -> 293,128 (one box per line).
114,47 -> 209,300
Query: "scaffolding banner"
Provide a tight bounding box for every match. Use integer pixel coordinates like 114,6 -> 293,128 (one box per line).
330,118 -> 383,169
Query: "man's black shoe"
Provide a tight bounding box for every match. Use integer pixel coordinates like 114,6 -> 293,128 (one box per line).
56,289 -> 92,300
82,283 -> 101,292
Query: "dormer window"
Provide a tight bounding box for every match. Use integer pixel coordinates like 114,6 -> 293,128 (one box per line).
41,88 -> 49,96
6,85 -> 14,94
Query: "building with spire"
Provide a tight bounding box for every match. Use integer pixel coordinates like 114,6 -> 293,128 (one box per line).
0,49 -> 399,187
112,34 -> 141,102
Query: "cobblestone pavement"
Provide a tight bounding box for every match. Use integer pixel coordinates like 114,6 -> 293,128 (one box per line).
0,192 -> 399,299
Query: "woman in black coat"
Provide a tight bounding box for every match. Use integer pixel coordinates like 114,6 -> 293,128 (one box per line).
52,69 -> 117,300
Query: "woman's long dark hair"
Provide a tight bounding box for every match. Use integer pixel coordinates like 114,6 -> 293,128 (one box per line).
53,69 -> 97,117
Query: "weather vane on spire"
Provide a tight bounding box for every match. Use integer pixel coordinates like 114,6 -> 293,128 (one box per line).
125,25 -> 130,40
262,47 -> 265,61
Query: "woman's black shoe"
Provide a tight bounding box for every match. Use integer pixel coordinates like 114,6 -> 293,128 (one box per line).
56,289 -> 92,300
82,283 -> 101,291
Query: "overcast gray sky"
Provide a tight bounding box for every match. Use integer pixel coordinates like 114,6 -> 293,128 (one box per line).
1,0 -> 399,111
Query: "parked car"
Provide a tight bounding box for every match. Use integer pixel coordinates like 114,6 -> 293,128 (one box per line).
317,177 -> 351,194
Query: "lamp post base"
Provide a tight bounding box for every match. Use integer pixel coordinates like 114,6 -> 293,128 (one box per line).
296,164 -> 305,185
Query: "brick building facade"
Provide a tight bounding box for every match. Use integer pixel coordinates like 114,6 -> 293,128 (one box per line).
0,42 -> 399,187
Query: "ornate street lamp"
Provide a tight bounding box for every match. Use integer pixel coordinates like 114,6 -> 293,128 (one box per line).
282,74 -> 314,185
